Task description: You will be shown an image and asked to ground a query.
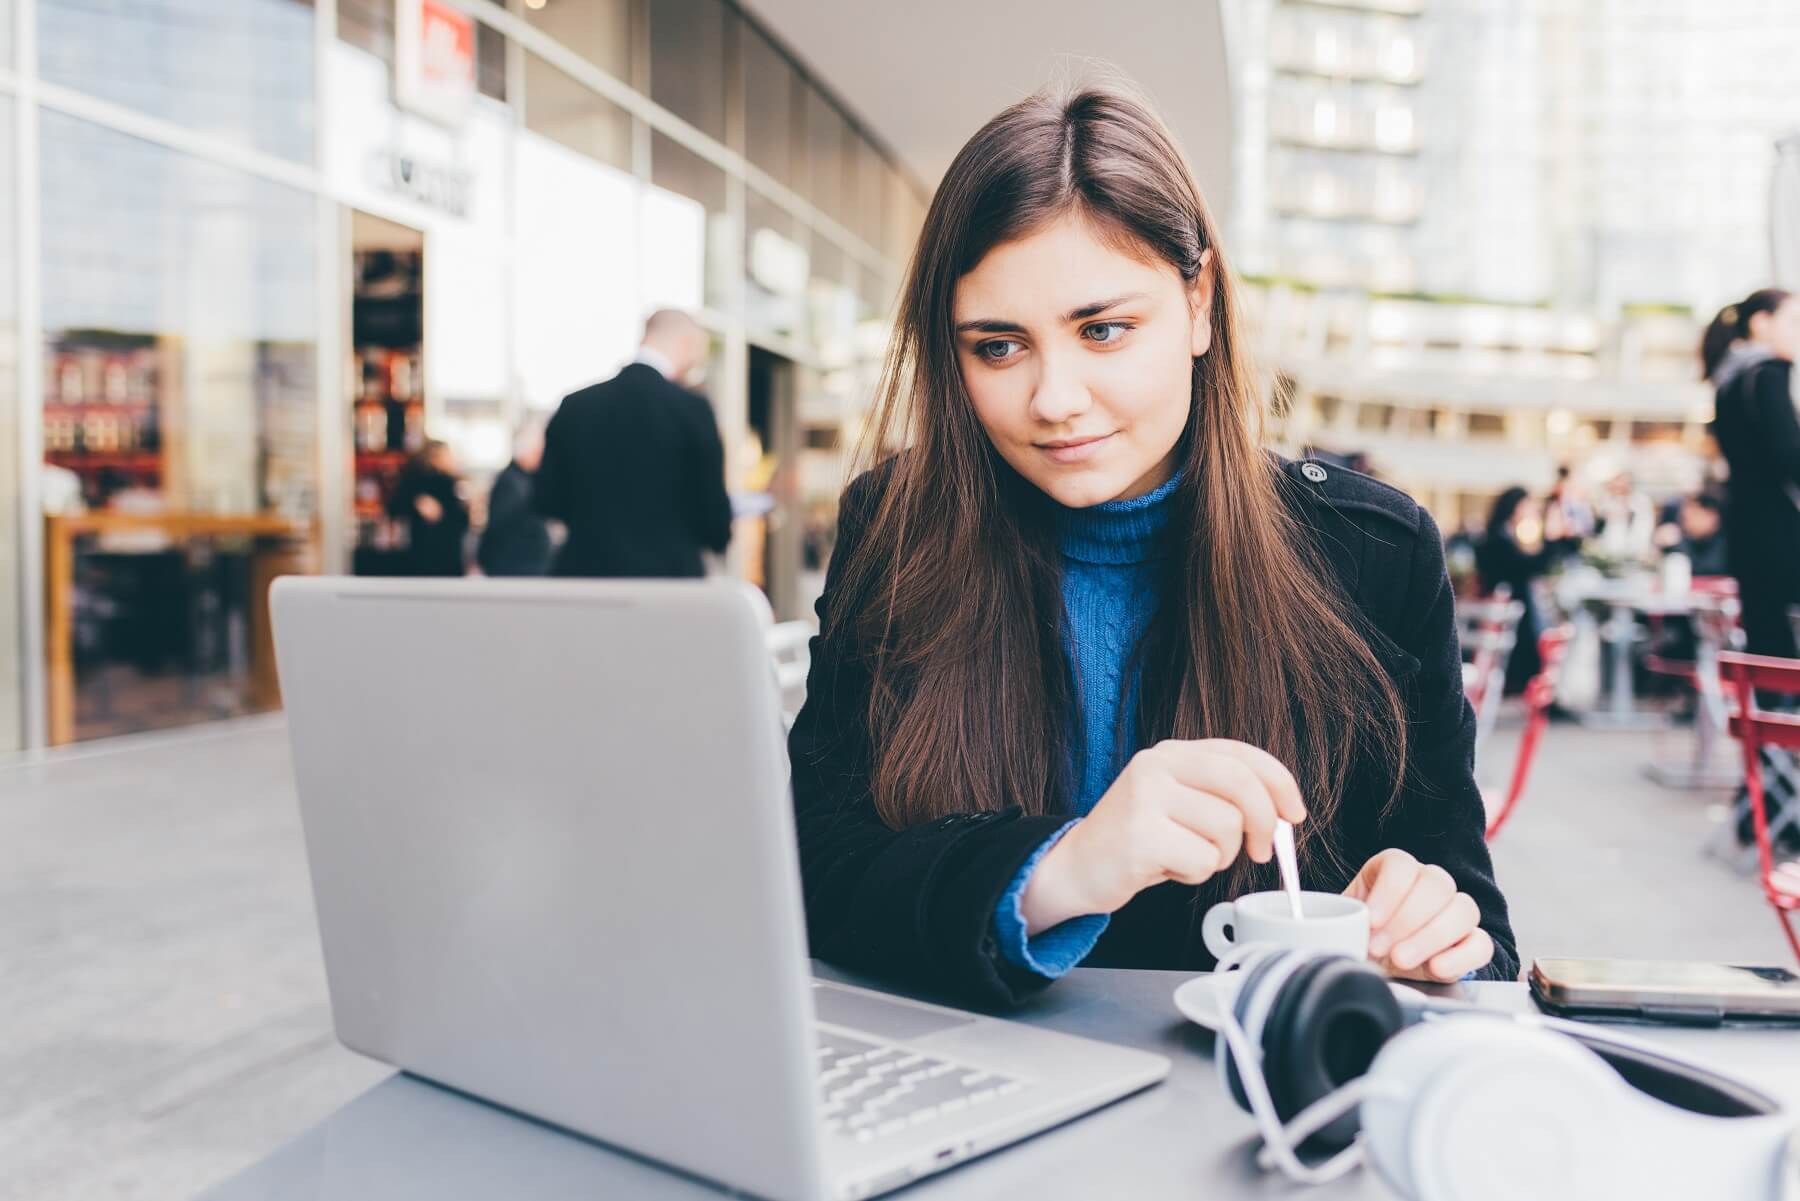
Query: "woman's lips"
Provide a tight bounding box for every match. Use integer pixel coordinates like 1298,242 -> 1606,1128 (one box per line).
1037,433 -> 1115,464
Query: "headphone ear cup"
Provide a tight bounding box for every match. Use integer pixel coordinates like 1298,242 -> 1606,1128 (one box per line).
1260,957 -> 1405,1151
1218,948 -> 1293,1112
1360,1020 -> 1629,1201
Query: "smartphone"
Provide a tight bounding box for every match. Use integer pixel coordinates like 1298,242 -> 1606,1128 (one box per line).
1530,957 -> 1800,1025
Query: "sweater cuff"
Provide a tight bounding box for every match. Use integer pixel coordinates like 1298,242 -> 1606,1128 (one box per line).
992,819 -> 1111,979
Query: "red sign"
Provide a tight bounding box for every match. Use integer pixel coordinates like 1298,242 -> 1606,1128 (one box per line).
395,0 -> 476,128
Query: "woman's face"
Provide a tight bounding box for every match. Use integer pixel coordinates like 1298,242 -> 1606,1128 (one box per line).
952,214 -> 1212,509
1749,296 -> 1800,361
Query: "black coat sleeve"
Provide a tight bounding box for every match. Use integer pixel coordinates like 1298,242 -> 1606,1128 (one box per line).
1377,506 -> 1522,982
787,471 -> 1072,1007
385,473 -> 414,520
532,404 -> 571,523
1751,362 -> 1800,485
682,396 -> 734,554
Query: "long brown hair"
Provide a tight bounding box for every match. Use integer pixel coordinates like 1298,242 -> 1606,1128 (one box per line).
833,78 -> 1407,889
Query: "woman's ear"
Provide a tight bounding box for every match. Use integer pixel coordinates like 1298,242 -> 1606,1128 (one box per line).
1189,249 -> 1216,358
1747,308 -> 1773,345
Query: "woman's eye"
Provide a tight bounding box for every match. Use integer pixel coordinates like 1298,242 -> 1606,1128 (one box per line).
976,339 -> 1022,364
1083,321 -> 1132,345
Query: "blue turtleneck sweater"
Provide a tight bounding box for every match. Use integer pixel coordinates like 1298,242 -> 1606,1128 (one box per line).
992,471 -> 1181,977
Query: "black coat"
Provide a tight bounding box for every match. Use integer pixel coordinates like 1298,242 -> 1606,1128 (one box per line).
788,457 -> 1519,1008
477,462 -> 553,577
1711,357 -> 1800,658
1474,530 -> 1579,695
386,465 -> 469,578
533,363 -> 733,578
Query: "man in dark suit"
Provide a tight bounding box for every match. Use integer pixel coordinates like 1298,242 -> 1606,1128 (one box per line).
533,310 -> 733,578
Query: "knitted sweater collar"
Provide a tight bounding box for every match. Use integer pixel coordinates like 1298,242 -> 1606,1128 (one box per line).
1053,471 -> 1182,565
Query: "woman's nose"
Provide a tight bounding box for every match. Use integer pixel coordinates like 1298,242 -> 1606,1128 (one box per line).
1028,358 -> 1092,426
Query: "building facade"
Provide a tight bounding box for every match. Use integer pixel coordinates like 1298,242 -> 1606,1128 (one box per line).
0,0 -> 928,750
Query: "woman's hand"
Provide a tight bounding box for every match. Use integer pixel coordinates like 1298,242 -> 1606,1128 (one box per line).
1020,739 -> 1306,936
1345,849 -> 1493,981
415,494 -> 445,524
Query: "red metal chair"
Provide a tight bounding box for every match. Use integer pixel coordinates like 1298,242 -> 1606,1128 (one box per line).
1458,589 -> 1523,755
1644,581 -> 1743,789
1485,624 -> 1574,840
1642,575 -> 1739,684
1718,650 -> 1800,966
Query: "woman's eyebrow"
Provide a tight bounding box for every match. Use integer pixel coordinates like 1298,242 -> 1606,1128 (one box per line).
954,317 -> 1027,335
954,293 -> 1149,336
1063,293 -> 1147,321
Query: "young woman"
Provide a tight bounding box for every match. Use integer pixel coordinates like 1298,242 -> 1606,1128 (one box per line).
1703,289 -> 1800,661
788,81 -> 1517,1006
1475,487 -> 1578,696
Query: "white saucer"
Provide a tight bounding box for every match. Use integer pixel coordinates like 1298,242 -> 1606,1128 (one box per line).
1173,971 -> 1422,1032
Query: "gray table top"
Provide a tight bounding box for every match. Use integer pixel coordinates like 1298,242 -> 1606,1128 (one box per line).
199,964 -> 1800,1201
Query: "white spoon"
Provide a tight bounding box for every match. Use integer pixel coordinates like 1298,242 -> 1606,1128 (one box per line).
1273,820 -> 1304,920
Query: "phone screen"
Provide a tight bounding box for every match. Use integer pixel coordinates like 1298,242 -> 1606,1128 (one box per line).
1537,957 -> 1800,997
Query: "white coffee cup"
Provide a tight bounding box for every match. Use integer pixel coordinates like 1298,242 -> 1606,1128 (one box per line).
1201,891 -> 1370,960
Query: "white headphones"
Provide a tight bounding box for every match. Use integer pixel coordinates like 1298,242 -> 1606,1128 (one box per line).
1211,945 -> 1800,1201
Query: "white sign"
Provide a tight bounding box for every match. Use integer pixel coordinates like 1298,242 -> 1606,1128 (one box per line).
367,148 -> 474,218
394,0 -> 476,128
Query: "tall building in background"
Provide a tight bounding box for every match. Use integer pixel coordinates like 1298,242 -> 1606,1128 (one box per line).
1539,0 -> 1800,317
1223,0 -> 1800,524
1229,0 -> 1800,313
1228,0 -> 1546,304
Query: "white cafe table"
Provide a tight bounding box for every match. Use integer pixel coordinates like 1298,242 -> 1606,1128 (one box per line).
1564,575 -> 1704,732
196,963 -> 1800,1201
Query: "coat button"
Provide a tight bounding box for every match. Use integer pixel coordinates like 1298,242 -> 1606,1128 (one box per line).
1301,462 -> 1328,483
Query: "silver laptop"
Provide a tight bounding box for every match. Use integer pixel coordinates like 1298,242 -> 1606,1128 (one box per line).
271,577 -> 1168,1201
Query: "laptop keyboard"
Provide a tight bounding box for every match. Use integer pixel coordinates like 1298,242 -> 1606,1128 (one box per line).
816,1031 -> 1027,1143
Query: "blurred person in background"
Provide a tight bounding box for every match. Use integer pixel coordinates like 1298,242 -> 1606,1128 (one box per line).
534,309 -> 732,578
1705,289 -> 1800,862
388,440 -> 469,578
1476,486 -> 1579,696
1656,492 -> 1729,578
1544,464 -> 1594,541
1704,288 -> 1800,660
477,418 -> 553,577
1592,470 -> 1656,563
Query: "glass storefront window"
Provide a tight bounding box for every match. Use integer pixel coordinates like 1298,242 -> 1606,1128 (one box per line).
0,97 -> 19,752
39,112 -> 319,744
885,168 -> 925,265
524,0 -> 637,87
476,21 -> 508,103
809,237 -> 856,367
847,135 -> 885,250
804,85 -> 847,226
746,190 -> 808,342
524,52 -> 634,173
340,0 -> 507,101
649,0 -> 729,145
337,0 -> 390,58
40,0 -> 315,163
743,24 -> 799,193
650,131 -> 735,313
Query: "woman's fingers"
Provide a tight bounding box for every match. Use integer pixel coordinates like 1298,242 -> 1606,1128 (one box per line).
1195,740 -> 1309,824
1368,862 -> 1456,960
1160,790 -> 1249,870
1388,891 -> 1480,973
1156,825 -> 1224,886
1423,928 -> 1494,982
1347,850 -> 1419,930
1150,745 -> 1280,862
